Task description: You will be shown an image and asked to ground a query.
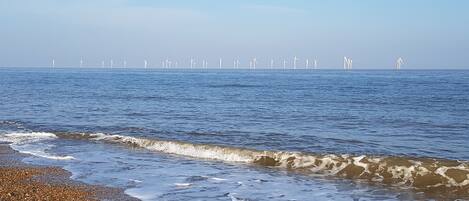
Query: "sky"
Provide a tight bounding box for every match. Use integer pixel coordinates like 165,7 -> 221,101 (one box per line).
0,0 -> 468,69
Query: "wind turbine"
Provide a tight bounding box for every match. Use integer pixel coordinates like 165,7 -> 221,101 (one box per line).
234,59 -> 240,69
80,58 -> 83,68
283,59 -> 287,69
314,59 -> 318,69
124,60 -> 127,68
190,58 -> 194,69
219,58 -> 222,69
344,57 -> 348,70
344,57 -> 352,70
253,58 -> 257,69
270,59 -> 274,69
306,59 -> 309,69
144,60 -> 148,69
110,59 -> 113,68
396,57 -> 404,70
293,56 -> 298,69
52,59 -> 55,68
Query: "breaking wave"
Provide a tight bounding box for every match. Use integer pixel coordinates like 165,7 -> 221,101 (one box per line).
3,132 -> 469,194
0,132 -> 75,160
57,132 -> 469,194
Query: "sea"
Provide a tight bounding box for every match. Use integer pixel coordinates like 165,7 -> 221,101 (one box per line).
0,68 -> 468,201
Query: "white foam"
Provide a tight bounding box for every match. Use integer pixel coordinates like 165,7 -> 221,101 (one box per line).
0,132 -> 57,143
210,177 -> 227,181
0,132 -> 75,160
227,193 -> 247,201
124,188 -> 160,201
352,155 -> 370,175
174,183 -> 192,187
435,165 -> 469,187
129,179 -> 143,183
19,150 -> 75,160
86,133 -> 256,163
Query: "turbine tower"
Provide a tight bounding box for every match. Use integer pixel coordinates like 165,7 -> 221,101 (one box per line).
253,58 -> 257,69
293,56 -> 298,69
124,60 -> 127,68
219,58 -> 222,69
314,59 -> 318,69
233,58 -> 239,69
52,59 -> 55,68
190,58 -> 194,69
110,59 -> 113,68
306,59 -> 309,69
344,57 -> 348,70
283,59 -> 287,69
101,61 -> 105,68
396,57 -> 404,70
80,58 -> 83,68
144,60 -> 148,69
270,59 -> 274,69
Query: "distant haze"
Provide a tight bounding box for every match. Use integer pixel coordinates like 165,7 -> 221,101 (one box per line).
0,0 -> 468,69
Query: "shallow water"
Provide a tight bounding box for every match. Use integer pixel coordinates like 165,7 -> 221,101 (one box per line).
1,68 -> 468,200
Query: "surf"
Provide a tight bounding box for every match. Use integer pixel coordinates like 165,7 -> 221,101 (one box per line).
2,131 -> 469,195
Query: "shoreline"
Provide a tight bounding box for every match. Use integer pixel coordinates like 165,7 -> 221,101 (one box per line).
0,143 -> 139,201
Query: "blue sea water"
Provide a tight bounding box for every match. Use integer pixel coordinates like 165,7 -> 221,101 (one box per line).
1,68 -> 468,200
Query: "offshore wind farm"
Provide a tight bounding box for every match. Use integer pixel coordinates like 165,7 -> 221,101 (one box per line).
46,57 -> 406,70
1,1 -> 469,201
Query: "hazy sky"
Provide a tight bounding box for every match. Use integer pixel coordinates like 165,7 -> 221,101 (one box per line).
0,0 -> 468,69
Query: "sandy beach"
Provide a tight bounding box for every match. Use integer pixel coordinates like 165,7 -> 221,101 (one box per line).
0,143 -> 139,201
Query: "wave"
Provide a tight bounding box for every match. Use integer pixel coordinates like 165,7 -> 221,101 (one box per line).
0,132 -> 75,160
56,132 -> 469,194
3,132 -> 469,194
16,150 -> 75,160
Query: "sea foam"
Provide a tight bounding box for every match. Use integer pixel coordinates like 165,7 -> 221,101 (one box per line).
3,131 -> 469,194
0,132 -> 75,160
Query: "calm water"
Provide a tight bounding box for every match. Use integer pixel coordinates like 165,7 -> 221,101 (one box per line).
1,68 -> 469,200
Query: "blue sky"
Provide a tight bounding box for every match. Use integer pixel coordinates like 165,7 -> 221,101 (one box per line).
0,0 -> 468,68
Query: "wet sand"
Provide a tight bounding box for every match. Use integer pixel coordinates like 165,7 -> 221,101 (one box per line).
0,143 -> 139,201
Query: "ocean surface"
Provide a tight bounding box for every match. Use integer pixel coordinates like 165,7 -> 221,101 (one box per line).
1,68 -> 468,200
